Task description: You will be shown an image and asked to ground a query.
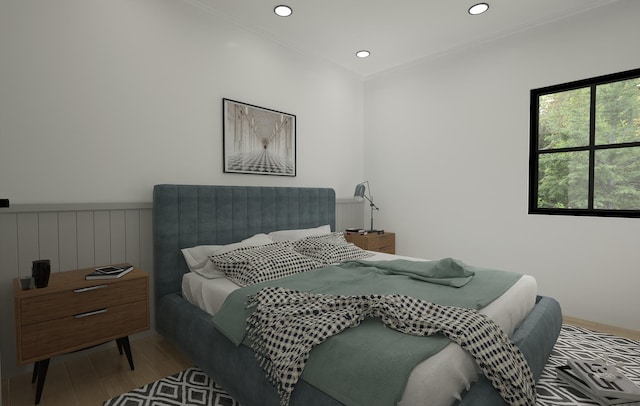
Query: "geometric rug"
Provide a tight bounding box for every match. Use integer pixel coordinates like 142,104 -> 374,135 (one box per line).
104,325 -> 640,406
536,324 -> 640,405
102,367 -> 239,406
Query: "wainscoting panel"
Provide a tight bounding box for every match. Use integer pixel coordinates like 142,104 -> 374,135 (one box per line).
0,200 -> 361,379
77,210 -> 95,269
58,211 -> 78,272
336,198 -> 364,232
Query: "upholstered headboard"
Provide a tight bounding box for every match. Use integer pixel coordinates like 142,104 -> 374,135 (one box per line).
152,184 -> 336,301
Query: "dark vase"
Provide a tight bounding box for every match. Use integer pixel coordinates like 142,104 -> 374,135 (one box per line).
32,259 -> 51,288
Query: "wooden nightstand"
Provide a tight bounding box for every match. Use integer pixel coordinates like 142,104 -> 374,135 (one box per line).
344,232 -> 396,254
13,266 -> 149,404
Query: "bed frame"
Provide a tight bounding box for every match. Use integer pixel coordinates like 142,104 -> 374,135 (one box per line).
153,184 -> 562,405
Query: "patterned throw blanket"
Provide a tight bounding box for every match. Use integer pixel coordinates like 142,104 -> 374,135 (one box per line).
247,286 -> 535,406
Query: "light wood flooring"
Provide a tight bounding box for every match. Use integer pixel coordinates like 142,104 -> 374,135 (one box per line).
1,334 -> 192,406
563,316 -> 640,341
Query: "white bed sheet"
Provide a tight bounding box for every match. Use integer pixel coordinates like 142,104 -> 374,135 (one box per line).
181,252 -> 537,406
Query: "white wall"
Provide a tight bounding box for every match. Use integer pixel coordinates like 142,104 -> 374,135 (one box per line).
363,0 -> 640,331
0,0 -> 365,204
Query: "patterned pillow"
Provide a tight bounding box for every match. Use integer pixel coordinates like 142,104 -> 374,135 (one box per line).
208,242 -> 322,287
293,232 -> 373,265
181,233 -> 275,279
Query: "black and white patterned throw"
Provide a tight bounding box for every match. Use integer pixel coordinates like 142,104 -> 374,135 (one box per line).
246,286 -> 535,406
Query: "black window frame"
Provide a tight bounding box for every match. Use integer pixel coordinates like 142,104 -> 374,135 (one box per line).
529,67 -> 640,218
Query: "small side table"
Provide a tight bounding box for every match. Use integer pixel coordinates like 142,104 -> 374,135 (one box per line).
14,266 -> 150,404
345,231 -> 395,254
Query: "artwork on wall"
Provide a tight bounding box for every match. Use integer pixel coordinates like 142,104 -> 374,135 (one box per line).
222,98 -> 296,176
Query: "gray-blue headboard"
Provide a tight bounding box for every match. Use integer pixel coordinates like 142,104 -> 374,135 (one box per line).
152,184 -> 336,301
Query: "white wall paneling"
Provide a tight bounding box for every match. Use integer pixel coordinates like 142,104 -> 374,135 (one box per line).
336,199 -> 365,232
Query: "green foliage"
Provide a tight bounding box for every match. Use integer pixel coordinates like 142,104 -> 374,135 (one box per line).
536,76 -> 640,211
539,88 -> 590,150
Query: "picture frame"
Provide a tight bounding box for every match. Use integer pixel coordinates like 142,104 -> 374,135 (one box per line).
222,98 -> 296,176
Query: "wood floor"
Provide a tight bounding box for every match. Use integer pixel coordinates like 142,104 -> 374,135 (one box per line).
1,334 -> 193,406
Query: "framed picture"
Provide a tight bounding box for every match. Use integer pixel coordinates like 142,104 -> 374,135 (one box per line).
223,98 -> 296,176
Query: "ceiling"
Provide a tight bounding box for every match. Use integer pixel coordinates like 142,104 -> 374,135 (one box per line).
189,0 -> 618,78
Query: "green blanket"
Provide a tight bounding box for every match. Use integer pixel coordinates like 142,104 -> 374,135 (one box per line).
346,257 -> 475,287
213,258 -> 522,406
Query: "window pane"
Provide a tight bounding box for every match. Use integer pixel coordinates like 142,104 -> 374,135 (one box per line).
538,88 -> 591,150
594,147 -> 640,209
538,151 -> 589,209
595,78 -> 640,145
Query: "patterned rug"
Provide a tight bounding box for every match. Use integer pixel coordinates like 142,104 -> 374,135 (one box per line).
104,325 -> 639,406
536,324 -> 640,405
103,367 -> 239,406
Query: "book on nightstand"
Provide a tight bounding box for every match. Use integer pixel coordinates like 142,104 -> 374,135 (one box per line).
345,228 -> 367,235
85,265 -> 133,280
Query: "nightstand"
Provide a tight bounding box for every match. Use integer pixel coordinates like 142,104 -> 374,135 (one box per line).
13,266 -> 149,404
344,232 -> 396,254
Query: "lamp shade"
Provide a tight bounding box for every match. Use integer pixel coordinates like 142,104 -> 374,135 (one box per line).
353,181 -> 379,232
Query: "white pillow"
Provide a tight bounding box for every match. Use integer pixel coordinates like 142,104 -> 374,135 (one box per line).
181,245 -> 221,271
190,260 -> 225,279
213,233 -> 275,255
181,233 -> 274,279
268,224 -> 331,242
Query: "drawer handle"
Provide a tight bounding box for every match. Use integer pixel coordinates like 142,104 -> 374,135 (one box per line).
73,285 -> 108,293
74,308 -> 108,319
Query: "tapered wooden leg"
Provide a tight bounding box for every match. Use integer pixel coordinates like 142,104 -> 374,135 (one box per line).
31,362 -> 38,384
116,336 -> 134,370
33,358 -> 50,405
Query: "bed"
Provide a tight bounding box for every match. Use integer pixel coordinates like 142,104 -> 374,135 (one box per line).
153,184 -> 562,405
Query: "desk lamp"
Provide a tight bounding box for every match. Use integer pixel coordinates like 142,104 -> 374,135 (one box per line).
354,181 -> 380,233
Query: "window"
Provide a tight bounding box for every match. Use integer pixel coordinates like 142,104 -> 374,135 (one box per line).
529,68 -> 640,218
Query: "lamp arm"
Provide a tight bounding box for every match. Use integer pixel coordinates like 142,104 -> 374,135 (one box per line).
363,194 -> 379,211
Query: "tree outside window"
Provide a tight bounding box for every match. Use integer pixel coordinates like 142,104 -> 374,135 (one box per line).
529,68 -> 640,217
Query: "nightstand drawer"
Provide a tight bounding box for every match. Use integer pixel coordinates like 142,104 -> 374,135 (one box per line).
20,277 -> 147,326
345,232 -> 395,254
20,299 -> 148,362
369,243 -> 394,254
365,236 -> 394,252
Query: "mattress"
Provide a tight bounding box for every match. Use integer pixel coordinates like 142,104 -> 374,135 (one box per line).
181,252 -> 537,405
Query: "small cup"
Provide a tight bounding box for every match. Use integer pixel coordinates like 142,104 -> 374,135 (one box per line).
32,259 -> 51,289
20,276 -> 33,290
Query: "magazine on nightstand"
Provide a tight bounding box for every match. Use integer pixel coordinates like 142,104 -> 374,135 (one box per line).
345,228 -> 367,235
85,265 -> 133,280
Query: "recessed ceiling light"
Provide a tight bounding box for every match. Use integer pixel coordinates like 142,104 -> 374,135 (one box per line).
468,3 -> 489,15
356,50 -> 370,58
274,5 -> 292,17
